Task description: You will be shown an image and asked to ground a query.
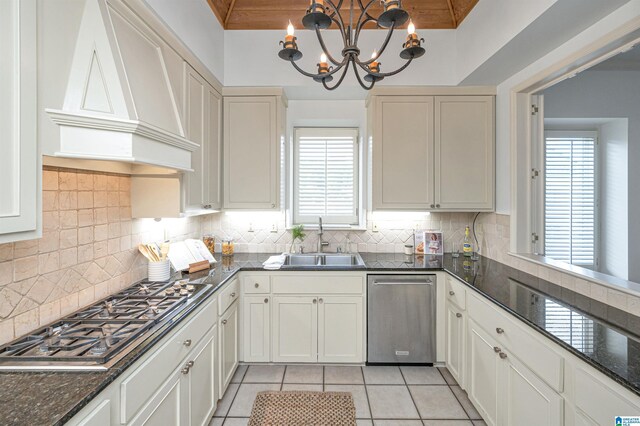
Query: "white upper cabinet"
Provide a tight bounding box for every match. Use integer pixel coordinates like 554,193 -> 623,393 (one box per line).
223,89 -> 286,210
435,96 -> 495,210
183,65 -> 222,213
0,0 -> 39,242
369,90 -> 495,212
372,96 -> 435,210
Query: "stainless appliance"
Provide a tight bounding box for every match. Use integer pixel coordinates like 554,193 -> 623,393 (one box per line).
367,274 -> 436,364
0,279 -> 211,370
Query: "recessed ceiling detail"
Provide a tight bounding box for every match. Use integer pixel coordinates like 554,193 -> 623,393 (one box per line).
206,0 -> 479,30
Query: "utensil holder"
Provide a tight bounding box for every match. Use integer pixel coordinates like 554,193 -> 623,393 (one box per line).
148,259 -> 171,281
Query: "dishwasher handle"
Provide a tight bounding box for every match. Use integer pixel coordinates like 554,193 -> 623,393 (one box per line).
372,279 -> 433,286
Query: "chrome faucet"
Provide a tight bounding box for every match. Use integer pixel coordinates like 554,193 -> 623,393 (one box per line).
317,217 -> 329,253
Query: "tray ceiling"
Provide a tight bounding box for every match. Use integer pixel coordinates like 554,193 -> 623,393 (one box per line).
206,0 -> 479,30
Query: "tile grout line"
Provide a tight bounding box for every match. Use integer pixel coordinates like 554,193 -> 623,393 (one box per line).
399,366 -> 424,421
440,366 -> 473,421
360,365 -> 374,420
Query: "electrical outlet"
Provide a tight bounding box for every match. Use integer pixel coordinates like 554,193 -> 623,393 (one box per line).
248,223 -> 254,232
372,222 -> 379,232
414,222 -> 420,230
271,223 -> 278,233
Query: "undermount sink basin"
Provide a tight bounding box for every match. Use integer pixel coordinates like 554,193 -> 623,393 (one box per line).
283,253 -> 365,268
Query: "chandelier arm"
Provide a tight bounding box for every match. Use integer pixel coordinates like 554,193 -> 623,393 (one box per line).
290,57 -> 348,79
321,61 -> 351,90
351,59 -> 376,90
354,16 -> 375,45
356,55 -> 414,77
327,0 -> 344,19
315,26 -> 342,66
355,21 -> 396,65
356,0 -> 377,22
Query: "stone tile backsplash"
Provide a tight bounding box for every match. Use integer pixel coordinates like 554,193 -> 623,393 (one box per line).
0,167 -> 200,345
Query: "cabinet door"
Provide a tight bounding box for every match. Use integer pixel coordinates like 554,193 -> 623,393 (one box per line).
130,368 -> 187,426
372,96 -> 434,210
184,65 -> 206,212
317,296 -> 363,363
224,96 -> 280,209
434,96 -> 494,211
219,300 -> 239,396
187,327 -> 218,426
272,296 -> 318,363
0,0 -> 38,241
467,320 -> 500,426
445,302 -> 465,386
205,84 -> 222,209
499,351 -> 563,426
73,400 -> 111,426
243,296 -> 271,362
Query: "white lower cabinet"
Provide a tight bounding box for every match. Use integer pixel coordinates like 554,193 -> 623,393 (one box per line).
272,296 -> 318,363
188,329 -> 218,426
132,366 -> 186,426
219,299 -> 239,395
445,302 -> 465,386
468,319 -> 500,426
243,295 -> 271,362
74,400 -> 112,426
272,295 -> 364,363
318,296 -> 363,363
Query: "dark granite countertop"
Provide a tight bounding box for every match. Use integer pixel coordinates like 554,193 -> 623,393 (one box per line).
1,252 -> 638,425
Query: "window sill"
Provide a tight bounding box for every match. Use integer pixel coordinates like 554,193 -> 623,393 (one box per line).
509,252 -> 640,298
286,225 -> 367,231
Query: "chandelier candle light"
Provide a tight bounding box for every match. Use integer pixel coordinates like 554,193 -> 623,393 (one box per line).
278,0 -> 425,90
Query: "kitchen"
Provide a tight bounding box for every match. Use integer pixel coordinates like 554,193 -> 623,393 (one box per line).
1,0 -> 640,425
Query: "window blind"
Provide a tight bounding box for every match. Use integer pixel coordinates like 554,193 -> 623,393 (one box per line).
544,133 -> 596,267
293,128 -> 359,225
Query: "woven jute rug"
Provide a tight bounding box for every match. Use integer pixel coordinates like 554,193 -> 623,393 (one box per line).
248,391 -> 357,426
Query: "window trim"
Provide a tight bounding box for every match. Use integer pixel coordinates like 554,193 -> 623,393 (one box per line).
291,127 -> 361,226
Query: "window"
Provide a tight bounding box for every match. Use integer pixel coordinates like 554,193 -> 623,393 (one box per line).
544,131 -> 597,267
293,127 -> 359,226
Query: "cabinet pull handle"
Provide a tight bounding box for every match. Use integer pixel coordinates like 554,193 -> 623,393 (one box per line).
436,204 -> 440,208
183,339 -> 192,347
496,327 -> 504,334
255,283 -> 260,288
182,367 -> 190,374
203,204 -> 212,209
449,291 -> 455,296
499,352 -> 508,359
313,299 -> 317,304
187,360 -> 195,367
271,203 -> 276,208
493,346 -> 501,353
231,292 -> 236,298
430,204 -> 435,208
264,298 -> 269,303
222,319 -> 228,325
456,313 -> 462,318
319,298 -> 323,304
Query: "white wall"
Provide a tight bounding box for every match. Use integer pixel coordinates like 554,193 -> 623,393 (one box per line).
224,29 -> 458,97
144,0 -> 225,83
599,119 -> 628,279
542,69 -> 639,281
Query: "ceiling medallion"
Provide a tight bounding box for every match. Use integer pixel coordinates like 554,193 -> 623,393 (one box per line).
278,0 -> 425,90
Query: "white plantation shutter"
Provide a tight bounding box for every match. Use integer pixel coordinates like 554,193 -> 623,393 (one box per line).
294,128 -> 359,225
544,131 -> 596,267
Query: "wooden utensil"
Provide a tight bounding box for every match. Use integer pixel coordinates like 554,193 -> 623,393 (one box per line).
138,244 -> 155,262
160,242 -> 170,261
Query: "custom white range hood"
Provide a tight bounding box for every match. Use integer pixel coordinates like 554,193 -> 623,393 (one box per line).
46,0 -> 197,171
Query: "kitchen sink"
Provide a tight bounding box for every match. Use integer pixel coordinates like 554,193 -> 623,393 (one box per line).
283,253 -> 365,268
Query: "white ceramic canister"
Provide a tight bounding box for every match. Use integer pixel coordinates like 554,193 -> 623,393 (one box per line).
148,259 -> 171,281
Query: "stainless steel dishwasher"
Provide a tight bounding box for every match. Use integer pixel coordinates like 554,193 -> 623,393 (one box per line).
367,274 -> 436,364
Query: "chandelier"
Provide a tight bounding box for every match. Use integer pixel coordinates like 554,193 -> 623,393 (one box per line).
278,0 -> 425,90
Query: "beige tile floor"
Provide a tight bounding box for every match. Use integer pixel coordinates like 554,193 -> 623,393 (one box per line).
209,364 -> 487,426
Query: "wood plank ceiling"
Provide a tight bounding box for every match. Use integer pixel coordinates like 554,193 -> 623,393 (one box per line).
206,0 -> 479,30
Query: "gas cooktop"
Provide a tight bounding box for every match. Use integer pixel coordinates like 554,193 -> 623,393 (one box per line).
0,279 -> 212,370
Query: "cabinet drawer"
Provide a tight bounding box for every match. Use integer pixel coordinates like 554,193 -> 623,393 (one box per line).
575,367 -> 640,425
243,275 -> 271,294
219,278 -> 240,315
468,293 -> 564,392
120,298 -> 217,423
272,275 -> 364,294
446,275 -> 466,309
